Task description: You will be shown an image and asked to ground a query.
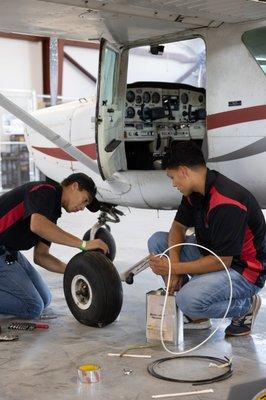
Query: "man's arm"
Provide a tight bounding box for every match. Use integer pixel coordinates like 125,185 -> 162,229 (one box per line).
149,253 -> 233,276
168,220 -> 187,262
30,213 -> 108,253
34,241 -> 66,273
173,254 -> 233,275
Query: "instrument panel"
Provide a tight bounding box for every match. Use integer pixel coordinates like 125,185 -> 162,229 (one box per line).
124,82 -> 206,142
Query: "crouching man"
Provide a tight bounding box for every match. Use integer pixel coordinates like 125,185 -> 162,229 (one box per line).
0,173 -> 108,319
148,142 -> 266,336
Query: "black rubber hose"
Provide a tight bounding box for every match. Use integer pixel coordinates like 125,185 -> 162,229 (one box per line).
147,355 -> 233,386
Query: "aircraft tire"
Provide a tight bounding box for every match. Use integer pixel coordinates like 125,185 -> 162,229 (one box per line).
64,250 -> 123,327
83,227 -> 116,261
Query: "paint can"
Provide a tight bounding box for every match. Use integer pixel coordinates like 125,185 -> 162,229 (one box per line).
146,289 -> 183,346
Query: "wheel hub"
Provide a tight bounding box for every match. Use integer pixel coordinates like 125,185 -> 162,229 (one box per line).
71,274 -> 93,310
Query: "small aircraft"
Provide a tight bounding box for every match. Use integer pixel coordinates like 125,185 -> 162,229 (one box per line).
0,0 -> 265,327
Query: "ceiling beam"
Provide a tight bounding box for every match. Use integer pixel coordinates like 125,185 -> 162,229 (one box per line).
0,32 -> 99,49
0,32 -> 43,41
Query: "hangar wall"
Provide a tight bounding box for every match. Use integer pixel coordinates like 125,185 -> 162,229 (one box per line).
0,37 -> 43,93
63,45 -> 98,99
0,37 -> 98,100
0,36 -> 99,190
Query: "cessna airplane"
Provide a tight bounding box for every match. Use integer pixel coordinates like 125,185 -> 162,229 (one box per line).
0,0 -> 265,327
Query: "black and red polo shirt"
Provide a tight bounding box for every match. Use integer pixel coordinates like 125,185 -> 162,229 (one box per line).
0,181 -> 62,251
175,169 -> 266,288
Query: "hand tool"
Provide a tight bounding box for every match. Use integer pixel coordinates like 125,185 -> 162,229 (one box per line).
8,322 -> 49,331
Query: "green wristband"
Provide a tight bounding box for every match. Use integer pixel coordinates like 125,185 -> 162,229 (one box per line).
80,240 -> 86,251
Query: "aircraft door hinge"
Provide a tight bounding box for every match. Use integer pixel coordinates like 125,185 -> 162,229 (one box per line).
96,116 -> 103,125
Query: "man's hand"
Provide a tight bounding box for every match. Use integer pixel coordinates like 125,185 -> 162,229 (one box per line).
168,275 -> 184,294
149,255 -> 169,275
149,255 -> 184,294
162,273 -> 184,294
85,239 -> 109,255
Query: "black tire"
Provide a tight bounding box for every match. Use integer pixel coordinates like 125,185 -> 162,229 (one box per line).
63,251 -> 123,327
83,228 -> 116,261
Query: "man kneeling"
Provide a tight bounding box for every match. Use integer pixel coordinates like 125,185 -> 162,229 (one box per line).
148,142 -> 266,337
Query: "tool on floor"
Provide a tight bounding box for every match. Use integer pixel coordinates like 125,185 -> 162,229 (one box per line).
77,364 -> 101,383
0,333 -> 19,342
39,313 -> 57,320
123,368 -> 133,375
8,322 -> 49,331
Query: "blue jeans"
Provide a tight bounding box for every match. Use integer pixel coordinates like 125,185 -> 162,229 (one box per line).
148,232 -> 261,319
0,246 -> 51,319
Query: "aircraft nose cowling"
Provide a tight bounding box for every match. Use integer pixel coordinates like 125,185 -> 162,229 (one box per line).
138,170 -> 182,209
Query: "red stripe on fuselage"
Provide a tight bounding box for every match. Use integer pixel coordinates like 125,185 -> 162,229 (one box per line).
207,105 -> 266,130
32,143 -> 97,161
0,202 -> 24,233
31,105 -> 266,160
208,187 -> 247,217
241,227 -> 262,284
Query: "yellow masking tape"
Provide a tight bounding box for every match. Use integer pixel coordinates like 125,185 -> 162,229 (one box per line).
77,364 -> 101,383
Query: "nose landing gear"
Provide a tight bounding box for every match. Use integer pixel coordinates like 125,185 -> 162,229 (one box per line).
64,204 -> 124,327
83,204 -> 124,261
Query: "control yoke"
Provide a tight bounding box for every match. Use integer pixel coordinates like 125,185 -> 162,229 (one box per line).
137,104 -> 165,122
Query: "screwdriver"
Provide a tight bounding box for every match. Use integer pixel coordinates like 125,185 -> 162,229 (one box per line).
8,322 -> 49,331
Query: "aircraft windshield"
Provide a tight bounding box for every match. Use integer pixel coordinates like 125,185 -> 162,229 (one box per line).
127,38 -> 206,88
242,27 -> 266,75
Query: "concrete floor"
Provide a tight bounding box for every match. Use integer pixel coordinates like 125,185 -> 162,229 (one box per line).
0,207 -> 266,400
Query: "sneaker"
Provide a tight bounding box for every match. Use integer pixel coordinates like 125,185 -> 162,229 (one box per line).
183,315 -> 212,330
225,294 -> 262,337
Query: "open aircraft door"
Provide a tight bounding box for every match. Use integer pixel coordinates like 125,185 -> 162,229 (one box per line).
96,39 -> 128,180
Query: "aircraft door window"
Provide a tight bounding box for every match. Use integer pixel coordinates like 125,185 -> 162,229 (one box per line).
242,27 -> 266,75
102,47 -> 118,105
96,40 -> 127,179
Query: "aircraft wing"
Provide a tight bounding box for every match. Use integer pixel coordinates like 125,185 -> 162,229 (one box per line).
0,0 -> 265,44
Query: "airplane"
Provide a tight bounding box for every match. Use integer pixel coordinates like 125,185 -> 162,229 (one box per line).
0,0 -> 265,327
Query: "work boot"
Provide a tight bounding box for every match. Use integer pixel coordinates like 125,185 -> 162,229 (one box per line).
183,315 -> 212,330
225,294 -> 262,337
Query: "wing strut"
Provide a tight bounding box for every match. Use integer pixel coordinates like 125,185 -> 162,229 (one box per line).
0,92 -> 100,175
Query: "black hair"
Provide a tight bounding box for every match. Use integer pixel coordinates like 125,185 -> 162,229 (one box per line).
162,141 -> 206,170
61,173 -> 97,196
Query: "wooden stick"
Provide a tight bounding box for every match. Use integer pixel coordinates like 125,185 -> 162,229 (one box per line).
152,389 -> 214,398
108,353 -> 151,358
